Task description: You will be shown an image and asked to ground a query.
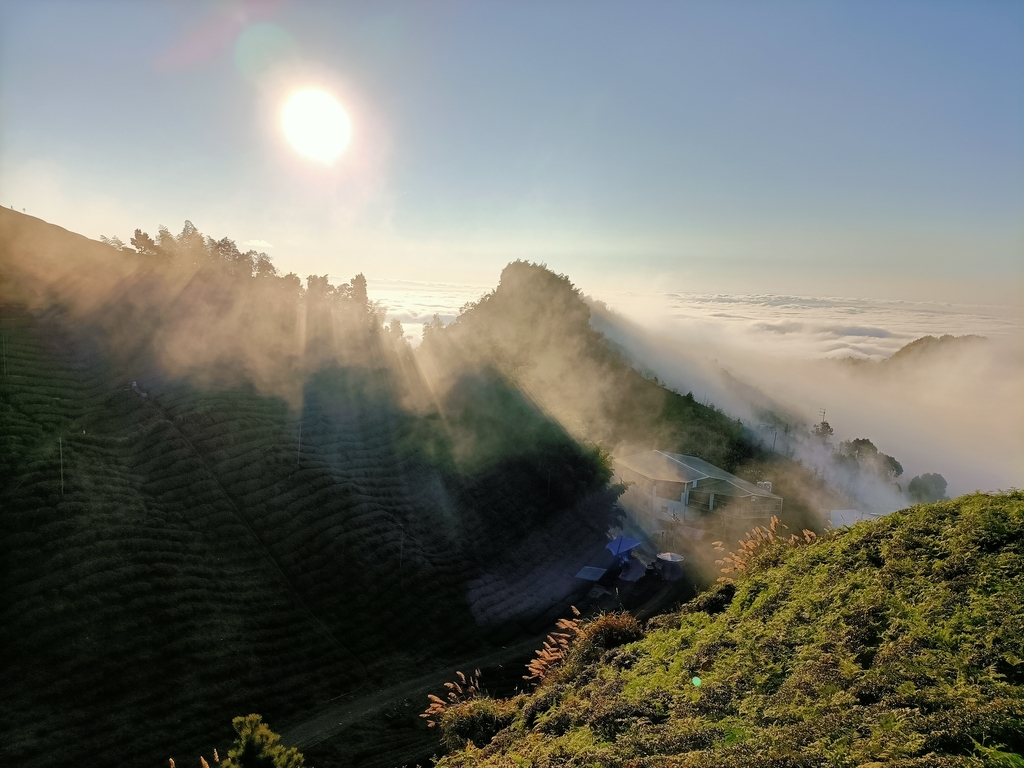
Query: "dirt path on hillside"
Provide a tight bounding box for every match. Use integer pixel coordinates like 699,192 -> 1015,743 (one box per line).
282,581 -> 691,750
281,634 -> 548,749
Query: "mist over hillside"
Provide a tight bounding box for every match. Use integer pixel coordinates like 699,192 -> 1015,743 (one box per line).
368,278 -> 1021,497
586,299 -> 1022,499
0,211 -> 832,766
1,208 -> 1015,767
0,211 -> 627,767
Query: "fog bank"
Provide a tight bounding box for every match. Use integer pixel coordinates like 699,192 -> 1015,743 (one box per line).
369,280 -> 1021,499
588,294 -> 1023,498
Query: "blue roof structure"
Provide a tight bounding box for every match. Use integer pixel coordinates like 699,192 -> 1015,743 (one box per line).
606,535 -> 641,557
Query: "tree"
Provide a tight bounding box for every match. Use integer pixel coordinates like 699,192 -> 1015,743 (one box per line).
908,473 -> 948,503
156,225 -> 178,261
130,229 -> 159,257
212,236 -> 242,268
253,252 -> 276,278
100,235 -> 130,252
351,273 -> 368,308
812,420 -> 834,440
882,454 -> 903,479
840,438 -> 877,459
839,437 -> 903,480
305,274 -> 333,302
221,714 -> 304,768
422,313 -> 445,342
175,219 -> 208,266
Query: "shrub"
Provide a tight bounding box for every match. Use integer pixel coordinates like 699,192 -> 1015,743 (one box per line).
524,608 -> 582,684
557,612 -> 644,684
221,714 -> 303,768
438,697 -> 519,751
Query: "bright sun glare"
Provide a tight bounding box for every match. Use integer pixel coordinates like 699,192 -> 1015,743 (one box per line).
281,88 -> 351,164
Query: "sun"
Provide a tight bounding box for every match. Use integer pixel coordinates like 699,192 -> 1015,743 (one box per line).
281,88 -> 351,164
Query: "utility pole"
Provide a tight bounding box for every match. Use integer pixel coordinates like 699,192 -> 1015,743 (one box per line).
819,408 -> 826,423
772,429 -> 778,452
59,437 -> 64,495
297,420 -> 301,465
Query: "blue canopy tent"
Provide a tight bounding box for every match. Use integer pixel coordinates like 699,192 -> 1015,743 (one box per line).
606,535 -> 641,562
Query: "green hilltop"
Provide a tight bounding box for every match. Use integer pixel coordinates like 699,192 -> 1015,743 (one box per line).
434,491 -> 1024,767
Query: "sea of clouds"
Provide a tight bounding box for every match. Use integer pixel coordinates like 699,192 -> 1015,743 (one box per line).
368,277 -> 1023,497
586,290 -> 1022,361
368,277 -> 1020,359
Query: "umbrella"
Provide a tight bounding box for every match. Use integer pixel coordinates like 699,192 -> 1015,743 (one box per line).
606,535 -> 641,557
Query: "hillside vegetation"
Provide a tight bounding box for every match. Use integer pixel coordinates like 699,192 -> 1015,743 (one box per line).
0,212 -> 622,767
435,492 -> 1024,767
418,261 -> 843,529
1,210 -> 869,766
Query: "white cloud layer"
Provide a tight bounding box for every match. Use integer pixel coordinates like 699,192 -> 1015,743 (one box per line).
368,279 -> 1023,497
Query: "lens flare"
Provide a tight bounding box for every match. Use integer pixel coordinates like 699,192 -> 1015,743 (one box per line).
281,89 -> 351,164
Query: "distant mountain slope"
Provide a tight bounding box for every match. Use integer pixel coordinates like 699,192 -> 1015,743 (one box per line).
434,491 -> 1024,767
831,333 -> 990,372
887,333 -> 989,364
420,262 -> 757,468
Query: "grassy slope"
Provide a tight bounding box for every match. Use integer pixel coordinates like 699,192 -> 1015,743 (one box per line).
437,492 -> 1024,767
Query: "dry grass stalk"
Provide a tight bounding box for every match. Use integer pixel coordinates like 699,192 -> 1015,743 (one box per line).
421,669 -> 483,727
201,758 -> 210,768
524,605 -> 582,684
714,516 -> 816,580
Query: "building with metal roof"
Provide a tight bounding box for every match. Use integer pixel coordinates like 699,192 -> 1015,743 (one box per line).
613,450 -> 783,543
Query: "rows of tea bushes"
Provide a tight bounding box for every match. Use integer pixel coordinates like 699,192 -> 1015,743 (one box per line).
142,366 -> 484,669
0,314 -> 364,768
1,308 -> 618,768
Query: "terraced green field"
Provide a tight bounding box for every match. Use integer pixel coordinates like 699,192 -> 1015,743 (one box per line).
0,305 -> 618,768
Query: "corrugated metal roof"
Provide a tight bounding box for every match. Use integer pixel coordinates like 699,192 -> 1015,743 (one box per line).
615,451 -> 708,483
615,451 -> 782,500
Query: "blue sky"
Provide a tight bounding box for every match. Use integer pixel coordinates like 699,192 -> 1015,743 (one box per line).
1,0 -> 1021,303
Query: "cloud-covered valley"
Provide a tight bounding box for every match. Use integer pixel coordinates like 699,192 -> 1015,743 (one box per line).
372,278 -> 1023,499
